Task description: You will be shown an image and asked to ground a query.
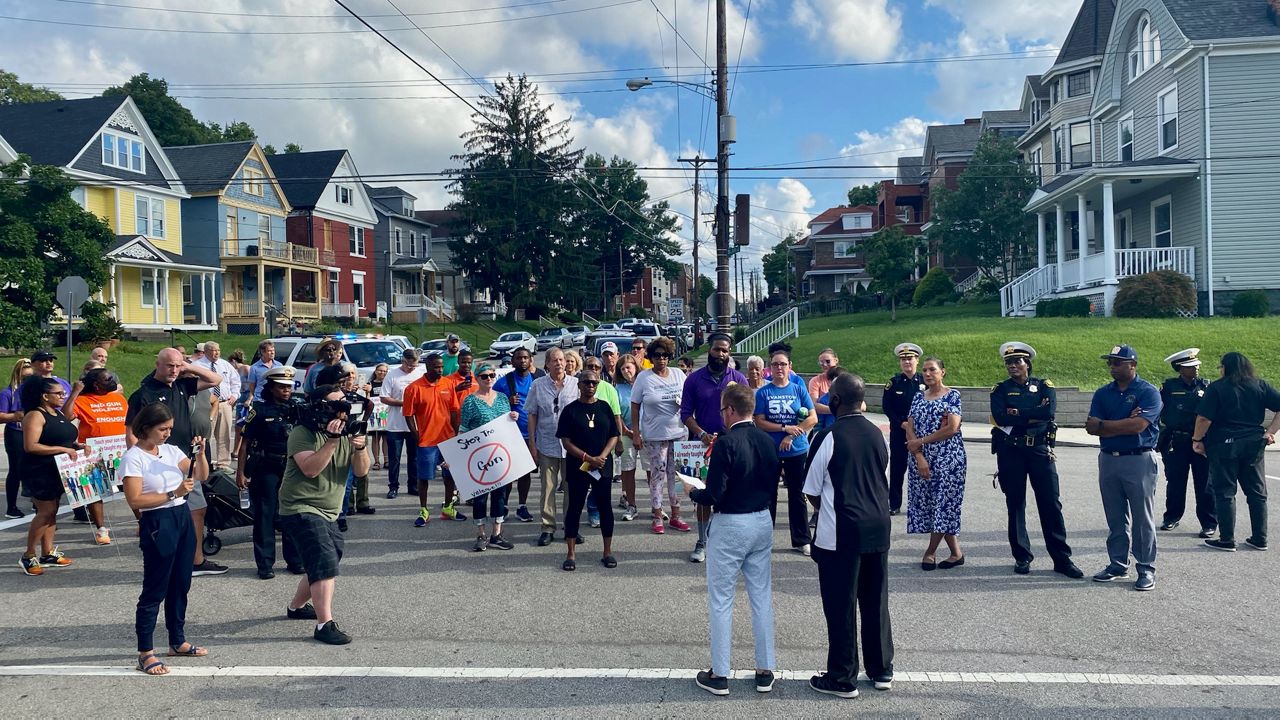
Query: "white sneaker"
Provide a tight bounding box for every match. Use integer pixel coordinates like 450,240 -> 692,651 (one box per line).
94,527 -> 112,545
799,544 -> 811,557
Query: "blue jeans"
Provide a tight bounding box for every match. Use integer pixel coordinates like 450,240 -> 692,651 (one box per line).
415,445 -> 441,484
385,431 -> 418,492
705,510 -> 775,677
472,485 -> 511,526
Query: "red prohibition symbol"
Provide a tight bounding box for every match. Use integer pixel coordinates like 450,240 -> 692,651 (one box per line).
469,442 -> 512,486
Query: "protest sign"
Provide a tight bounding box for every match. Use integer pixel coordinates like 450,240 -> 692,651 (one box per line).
438,415 -> 535,501
85,434 -> 127,490
367,397 -> 389,432
673,440 -> 712,482
55,444 -> 116,508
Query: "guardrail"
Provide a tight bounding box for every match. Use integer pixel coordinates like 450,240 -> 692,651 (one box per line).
1000,265 -> 1057,316
736,307 -> 799,356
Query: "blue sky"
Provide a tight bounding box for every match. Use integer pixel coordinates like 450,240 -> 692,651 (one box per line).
0,0 -> 1084,280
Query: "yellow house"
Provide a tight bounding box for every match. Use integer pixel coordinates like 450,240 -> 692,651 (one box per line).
0,95 -> 221,333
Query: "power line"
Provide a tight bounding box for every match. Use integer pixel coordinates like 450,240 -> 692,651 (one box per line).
727,0 -> 751,108
47,0 -> 578,19
646,0 -> 711,72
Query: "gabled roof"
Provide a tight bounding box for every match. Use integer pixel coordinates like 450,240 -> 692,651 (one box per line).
896,155 -> 925,185
0,95 -> 122,167
107,234 -> 221,271
365,184 -> 416,201
924,122 -> 981,159
163,141 -> 256,194
1025,75 -> 1047,99
1055,0 -> 1118,66
1164,0 -> 1280,41
416,209 -> 462,232
809,205 -> 877,238
981,109 -> 1027,125
267,149 -> 347,208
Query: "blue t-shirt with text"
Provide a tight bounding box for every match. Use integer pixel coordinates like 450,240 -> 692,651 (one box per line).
754,381 -> 815,458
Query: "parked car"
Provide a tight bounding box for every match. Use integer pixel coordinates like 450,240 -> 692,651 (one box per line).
489,331 -> 537,358
664,324 -> 694,349
587,335 -> 641,360
419,337 -> 471,359
385,335 -> 414,352
270,334 -> 406,390
535,327 -> 573,350
594,322 -> 626,333
565,325 -> 589,346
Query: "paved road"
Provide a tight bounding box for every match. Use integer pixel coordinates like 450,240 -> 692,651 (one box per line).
2,439 -> 1277,718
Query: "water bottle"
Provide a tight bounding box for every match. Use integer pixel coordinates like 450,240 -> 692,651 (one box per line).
239,487 -> 251,509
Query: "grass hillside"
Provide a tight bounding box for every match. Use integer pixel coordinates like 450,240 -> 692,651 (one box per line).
783,302 -> 1280,390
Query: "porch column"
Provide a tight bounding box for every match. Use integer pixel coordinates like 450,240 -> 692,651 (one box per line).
1076,193 -> 1089,257
200,273 -> 209,326
1036,212 -> 1047,269
1102,181 -> 1117,284
163,269 -> 172,326
151,268 -> 159,325
284,267 -> 293,318
109,265 -> 119,320
1054,204 -> 1067,291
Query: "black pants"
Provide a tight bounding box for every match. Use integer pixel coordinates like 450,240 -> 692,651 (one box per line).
996,444 -> 1072,565
4,426 -> 22,512
888,427 -> 907,512
386,431 -> 418,493
1162,438 -> 1215,530
136,504 -> 195,652
564,472 -> 613,541
1207,437 -> 1268,545
770,455 -> 812,548
472,484 -> 512,524
813,546 -> 893,684
248,465 -> 301,573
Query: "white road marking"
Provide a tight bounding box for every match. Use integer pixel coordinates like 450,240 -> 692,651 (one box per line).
1,665 -> 1278,686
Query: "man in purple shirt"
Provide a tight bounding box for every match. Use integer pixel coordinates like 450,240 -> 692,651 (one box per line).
681,332 -> 749,563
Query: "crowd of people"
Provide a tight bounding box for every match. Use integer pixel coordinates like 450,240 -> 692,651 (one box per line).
2,330 -> 1277,693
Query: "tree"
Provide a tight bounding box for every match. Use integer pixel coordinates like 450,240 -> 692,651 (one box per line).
928,133 -> 1038,282
448,75 -> 583,319
698,276 -> 714,308
0,159 -> 114,349
864,225 -> 920,321
576,153 -> 680,313
0,70 -> 62,104
104,74 -> 217,147
218,120 -> 257,142
761,234 -> 796,298
846,183 -> 878,207
284,142 -> 303,153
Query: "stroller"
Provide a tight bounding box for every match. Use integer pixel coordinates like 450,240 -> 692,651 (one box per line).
201,468 -> 253,556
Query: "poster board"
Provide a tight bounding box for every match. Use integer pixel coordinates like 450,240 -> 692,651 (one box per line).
437,416 -> 535,501
672,439 -> 712,483
54,435 -> 127,509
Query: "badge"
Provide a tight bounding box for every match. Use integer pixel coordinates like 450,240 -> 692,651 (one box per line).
1029,384 -> 1038,393
1197,389 -> 1204,397
919,384 -> 926,392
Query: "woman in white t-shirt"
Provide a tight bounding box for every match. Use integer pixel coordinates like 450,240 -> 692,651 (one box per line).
629,337 -> 688,535
121,402 -> 209,676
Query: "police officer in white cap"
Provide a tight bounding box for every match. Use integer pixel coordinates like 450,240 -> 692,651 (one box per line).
882,343 -> 923,515
990,342 -> 1082,578
1157,348 -> 1215,538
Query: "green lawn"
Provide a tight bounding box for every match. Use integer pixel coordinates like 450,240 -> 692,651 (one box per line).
784,302 -> 1280,389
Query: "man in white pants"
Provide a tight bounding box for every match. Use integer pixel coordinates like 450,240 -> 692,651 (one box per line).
196,341 -> 241,470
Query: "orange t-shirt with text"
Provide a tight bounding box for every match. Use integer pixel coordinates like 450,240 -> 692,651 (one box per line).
402,376 -> 459,448
72,391 -> 128,442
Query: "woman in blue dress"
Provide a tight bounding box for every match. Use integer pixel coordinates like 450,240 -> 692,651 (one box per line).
904,356 -> 967,571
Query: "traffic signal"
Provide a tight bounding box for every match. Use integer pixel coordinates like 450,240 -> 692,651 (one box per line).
734,193 -> 749,246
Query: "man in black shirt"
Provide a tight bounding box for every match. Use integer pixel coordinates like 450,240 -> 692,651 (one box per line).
803,372 -> 893,699
126,348 -> 222,575
1158,348 -> 1214,537
556,370 -> 620,571
687,383 -> 779,696
881,342 -> 923,515
1193,352 -> 1280,552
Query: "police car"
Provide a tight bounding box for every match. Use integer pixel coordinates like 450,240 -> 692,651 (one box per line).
269,333 -> 406,389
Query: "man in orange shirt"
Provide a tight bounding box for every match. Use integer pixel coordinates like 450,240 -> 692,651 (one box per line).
65,368 -> 128,544
403,354 -> 463,527
449,349 -> 477,404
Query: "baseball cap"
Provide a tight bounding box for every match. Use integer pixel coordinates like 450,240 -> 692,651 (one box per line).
1101,345 -> 1138,362
600,341 -> 618,354
447,333 -> 460,341
30,350 -> 56,362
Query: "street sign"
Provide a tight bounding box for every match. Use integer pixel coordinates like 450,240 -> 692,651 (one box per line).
56,275 -> 90,314
706,294 -> 736,318
726,245 -> 740,257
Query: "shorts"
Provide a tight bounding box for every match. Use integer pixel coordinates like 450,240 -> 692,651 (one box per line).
185,478 -> 207,511
416,445 -> 442,482
615,435 -> 639,473
23,470 -> 64,503
280,512 -> 344,584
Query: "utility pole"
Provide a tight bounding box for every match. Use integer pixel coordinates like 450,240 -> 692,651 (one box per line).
677,156 -> 709,323
714,0 -> 733,332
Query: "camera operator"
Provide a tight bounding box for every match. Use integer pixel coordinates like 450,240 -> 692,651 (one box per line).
278,384 -> 370,645
315,362 -> 375,530
237,366 -> 304,579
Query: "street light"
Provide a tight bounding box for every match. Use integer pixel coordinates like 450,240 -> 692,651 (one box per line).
625,76 -> 717,100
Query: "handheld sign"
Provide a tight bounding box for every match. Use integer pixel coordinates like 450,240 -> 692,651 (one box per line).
438,415 -> 535,502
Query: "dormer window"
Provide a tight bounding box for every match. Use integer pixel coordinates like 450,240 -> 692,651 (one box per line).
1067,71 -> 1091,98
841,213 -> 872,231
102,131 -> 144,173
1129,14 -> 1161,81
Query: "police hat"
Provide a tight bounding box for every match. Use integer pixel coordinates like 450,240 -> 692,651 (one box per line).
264,366 -> 296,386
1000,342 -> 1036,362
894,342 -> 922,359
1164,347 -> 1201,368
1101,344 -> 1138,362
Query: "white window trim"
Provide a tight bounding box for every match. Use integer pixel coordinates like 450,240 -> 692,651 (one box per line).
1116,209 -> 1134,249
1068,120 -> 1092,169
243,167 -> 265,197
348,226 -> 366,258
135,194 -> 166,239
1150,195 -> 1173,248
1117,112 -> 1135,162
1066,70 -> 1091,98
101,131 -> 145,174
394,228 -> 402,255
1157,83 -> 1179,154
351,270 -> 367,309
140,274 -> 167,308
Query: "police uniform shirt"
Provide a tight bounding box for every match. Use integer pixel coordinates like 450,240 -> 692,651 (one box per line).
1197,378 -> 1280,442
1088,376 -> 1162,452
991,377 -> 1056,437
242,399 -> 297,461
1159,376 -> 1208,433
883,373 -> 924,427
126,375 -> 201,453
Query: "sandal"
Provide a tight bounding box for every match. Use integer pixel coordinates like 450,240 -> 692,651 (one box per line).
137,653 -> 168,675
562,558 -> 576,572
600,555 -> 617,569
167,642 -> 209,657
372,462 -> 382,470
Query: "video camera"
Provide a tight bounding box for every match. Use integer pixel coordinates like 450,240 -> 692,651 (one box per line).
300,395 -> 367,439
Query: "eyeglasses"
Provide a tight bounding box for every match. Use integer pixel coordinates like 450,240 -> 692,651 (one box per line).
652,352 -> 672,359
45,390 -> 66,397
770,361 -> 789,368
719,406 -> 731,413
478,373 -> 496,379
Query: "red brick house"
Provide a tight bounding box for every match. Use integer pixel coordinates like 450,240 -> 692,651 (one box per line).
270,150 -> 378,320
788,205 -> 879,297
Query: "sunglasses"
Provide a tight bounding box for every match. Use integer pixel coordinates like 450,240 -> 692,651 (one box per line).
478,373 -> 496,379
652,352 -> 672,360
579,380 -> 599,387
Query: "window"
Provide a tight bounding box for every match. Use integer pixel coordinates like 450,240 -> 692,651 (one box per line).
1052,127 -> 1067,173
1118,114 -> 1135,162
833,241 -> 857,259
394,228 -> 402,255
1117,210 -> 1134,249
348,226 -> 365,256
1067,71 -> 1091,98
840,213 -> 872,230
335,185 -> 352,205
421,234 -> 429,257
243,167 -> 264,196
1131,16 -> 1161,80
408,232 -> 416,257
1128,48 -> 1141,82
1070,122 -> 1091,169
1049,81 -> 1059,106
181,275 -> 193,306
328,271 -> 340,302
101,131 -> 144,173
1030,148 -> 1043,184
1152,198 -> 1172,248
141,273 -> 166,308
352,271 -> 366,309
135,195 -> 165,238
257,214 -> 271,242
1158,85 -> 1178,152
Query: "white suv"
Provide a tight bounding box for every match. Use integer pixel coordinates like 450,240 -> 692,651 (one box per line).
269,334 -> 407,389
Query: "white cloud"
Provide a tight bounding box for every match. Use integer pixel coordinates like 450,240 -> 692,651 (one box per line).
923,0 -> 1080,44
791,0 -> 902,61
837,116 -> 939,180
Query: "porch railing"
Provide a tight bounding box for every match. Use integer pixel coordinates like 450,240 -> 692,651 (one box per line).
954,270 -> 982,294
1116,246 -> 1195,279
222,239 -> 320,265
736,307 -> 799,356
392,293 -> 455,321
1000,265 -> 1058,317
222,298 -> 260,316
322,302 -> 360,319
290,301 -> 320,318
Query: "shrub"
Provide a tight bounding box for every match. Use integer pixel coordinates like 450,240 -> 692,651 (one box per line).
77,300 -> 124,342
894,281 -> 917,307
1035,296 -> 1091,317
1231,289 -> 1271,318
628,306 -> 649,319
912,267 -> 956,307
1113,270 -> 1196,318
966,276 -> 1002,301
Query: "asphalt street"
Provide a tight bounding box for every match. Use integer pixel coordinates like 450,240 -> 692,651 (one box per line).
2,436 -> 1277,718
